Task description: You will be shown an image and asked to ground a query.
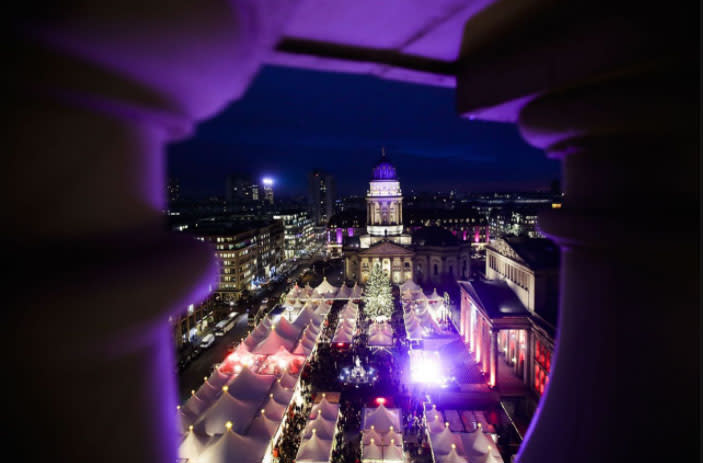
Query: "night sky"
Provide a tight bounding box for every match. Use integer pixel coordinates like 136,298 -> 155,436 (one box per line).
167,65 -> 560,199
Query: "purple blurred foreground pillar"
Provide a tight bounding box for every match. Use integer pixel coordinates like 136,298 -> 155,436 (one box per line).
7,1 -> 296,462
457,2 -> 698,462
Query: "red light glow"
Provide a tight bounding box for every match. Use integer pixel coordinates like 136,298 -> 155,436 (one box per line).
375,397 -> 387,405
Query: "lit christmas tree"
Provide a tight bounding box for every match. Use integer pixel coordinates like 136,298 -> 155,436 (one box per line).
363,264 -> 393,321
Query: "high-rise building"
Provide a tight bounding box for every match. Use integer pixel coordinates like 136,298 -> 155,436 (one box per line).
308,169 -> 336,225
262,177 -> 274,205
272,210 -> 314,259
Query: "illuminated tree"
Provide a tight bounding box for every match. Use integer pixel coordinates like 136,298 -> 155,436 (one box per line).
363,264 -> 393,321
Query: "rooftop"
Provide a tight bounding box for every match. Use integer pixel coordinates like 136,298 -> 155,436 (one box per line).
458,279 -> 529,319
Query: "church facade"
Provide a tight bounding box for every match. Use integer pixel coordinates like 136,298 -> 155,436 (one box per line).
344,154 -> 471,285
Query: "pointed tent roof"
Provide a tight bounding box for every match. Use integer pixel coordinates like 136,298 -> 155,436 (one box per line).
246,409 -> 281,441
195,380 -> 221,406
427,415 -> 447,434
293,340 -> 313,355
226,366 -> 275,402
336,283 -> 351,299
183,390 -> 209,418
364,404 -> 401,433
252,328 -> 295,354
369,331 -> 393,346
381,428 -> 403,446
198,427 -> 267,463
275,316 -> 302,341
362,438 -> 383,461
384,440 -> 405,462
194,388 -> 259,435
303,414 -> 337,440
400,279 -> 422,293
278,371 -> 299,389
207,368 -> 231,390
314,276 -> 339,296
178,426 -> 211,461
425,405 -> 443,422
428,287 -> 443,302
269,380 -> 294,406
296,431 -> 333,463
332,329 -> 354,344
431,425 -> 460,455
351,283 -> 364,298
177,406 -> 196,434
263,394 -> 287,420
293,304 -> 316,329
439,445 -> 468,463
459,427 -> 501,460
310,397 -> 339,421
361,426 -> 383,445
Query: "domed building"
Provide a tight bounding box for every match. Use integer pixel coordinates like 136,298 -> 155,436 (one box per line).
344,152 -> 471,285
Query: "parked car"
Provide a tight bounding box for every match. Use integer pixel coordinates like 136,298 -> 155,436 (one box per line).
200,333 -> 215,349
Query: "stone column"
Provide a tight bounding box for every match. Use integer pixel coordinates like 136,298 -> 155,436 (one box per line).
7,2 -> 297,462
515,71 -> 698,463
489,328 -> 498,389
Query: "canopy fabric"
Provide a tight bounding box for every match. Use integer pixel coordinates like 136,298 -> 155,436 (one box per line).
263,395 -> 287,420
363,405 -> 401,433
428,288 -> 443,302
458,428 -> 501,459
177,407 -> 196,434
362,439 -> 383,461
431,426 -> 461,455
268,381 -> 294,406
296,432 -> 333,463
194,391 -> 259,435
178,428 -> 211,461
425,406 -> 443,423
350,283 -> 364,299
427,415 -> 447,434
314,276 -> 339,297
332,329 -> 354,344
361,427 -> 383,445
207,368 -> 231,390
381,429 -> 403,446
252,328 -> 295,354
198,428 -> 267,463
438,446 -> 468,463
195,379 -> 221,406
293,341 -> 313,355
369,332 -> 393,347
399,279 -> 421,293
278,372 -> 299,389
383,442 -> 405,462
336,284 -> 351,299
183,392 -> 209,418
303,414 -> 337,440
309,397 -> 339,421
246,410 -> 280,441
276,316 -> 303,341
225,367 -> 274,402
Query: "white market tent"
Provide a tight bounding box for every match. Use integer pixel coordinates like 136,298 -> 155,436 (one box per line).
198,426 -> 268,463
399,279 -> 421,293
194,388 -> 259,435
276,316 -> 303,342
246,409 -> 280,441
350,282 -> 364,299
314,276 -> 339,298
310,396 -> 340,421
362,438 -> 383,461
428,288 -> 444,303
302,414 -> 337,440
338,302 -> 359,320
336,283 -> 352,299
252,328 -> 296,355
226,366 -> 275,402
178,426 -> 211,461
369,331 -> 393,347
296,431 -> 334,463
363,404 -> 401,433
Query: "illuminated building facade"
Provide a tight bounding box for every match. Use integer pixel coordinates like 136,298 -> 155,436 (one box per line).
308,169 -> 336,225
273,210 -> 314,259
344,153 -> 470,284
194,221 -> 284,302
458,237 -> 558,404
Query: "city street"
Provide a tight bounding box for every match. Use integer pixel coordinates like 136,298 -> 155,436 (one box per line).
176,252 -> 328,401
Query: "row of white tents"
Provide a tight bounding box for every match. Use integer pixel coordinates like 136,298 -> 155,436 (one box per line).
295,394 -> 341,462
424,404 -> 503,463
333,301 -> 360,344
285,277 -> 364,305
176,299 -> 333,462
360,404 -> 404,462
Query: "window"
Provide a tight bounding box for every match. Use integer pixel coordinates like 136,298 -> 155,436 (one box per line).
434,263 -> 438,275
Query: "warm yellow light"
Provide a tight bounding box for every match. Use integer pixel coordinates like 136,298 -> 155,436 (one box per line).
191,390 -> 196,396
551,203 -> 562,209
445,422 -> 450,428
188,425 -> 193,432
177,405 -> 181,410
269,393 -> 274,398
225,421 -> 232,431
451,443 -> 456,449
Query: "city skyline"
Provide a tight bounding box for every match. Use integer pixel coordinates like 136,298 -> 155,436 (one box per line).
167,65 -> 560,199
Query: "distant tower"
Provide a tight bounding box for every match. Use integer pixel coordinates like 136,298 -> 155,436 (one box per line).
262,177 -> 274,205
367,148 -> 402,237
308,169 -> 336,225
167,177 -> 180,202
